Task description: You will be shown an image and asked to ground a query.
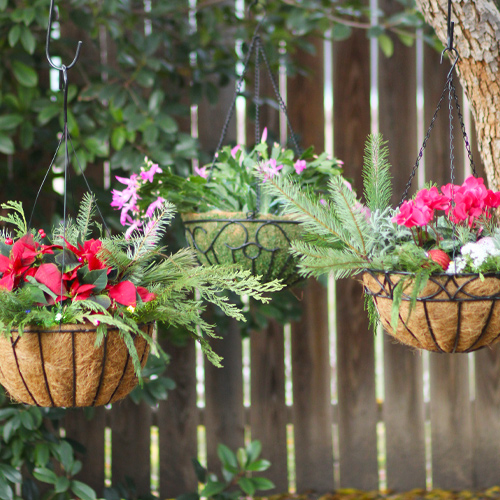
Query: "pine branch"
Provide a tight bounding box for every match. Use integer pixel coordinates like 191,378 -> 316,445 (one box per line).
363,133 -> 392,212
76,193 -> 97,241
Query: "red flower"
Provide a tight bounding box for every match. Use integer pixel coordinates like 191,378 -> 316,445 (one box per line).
392,200 -> 433,228
32,263 -> 67,302
108,281 -> 137,307
0,235 -> 39,291
63,238 -> 107,271
137,286 -> 156,303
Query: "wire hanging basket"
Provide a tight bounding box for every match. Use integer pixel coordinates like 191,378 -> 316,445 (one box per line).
182,23 -> 304,287
0,0 -> 153,407
363,2 -> 500,354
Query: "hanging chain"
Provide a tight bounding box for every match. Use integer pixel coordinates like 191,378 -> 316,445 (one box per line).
399,0 -> 476,205
254,40 -> 261,215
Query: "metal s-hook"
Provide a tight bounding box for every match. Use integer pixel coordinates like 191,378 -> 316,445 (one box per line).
46,0 -> 82,73
440,0 -> 459,78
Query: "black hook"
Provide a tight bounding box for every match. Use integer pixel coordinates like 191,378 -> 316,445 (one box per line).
46,0 -> 82,74
440,0 -> 459,78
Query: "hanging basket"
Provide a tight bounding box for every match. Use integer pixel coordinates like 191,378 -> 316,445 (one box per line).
0,322 -> 153,407
363,270 -> 500,353
182,211 -> 303,285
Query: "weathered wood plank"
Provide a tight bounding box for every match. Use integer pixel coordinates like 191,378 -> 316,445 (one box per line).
473,345 -> 500,488
250,319 -> 288,492
333,30 -> 378,490
429,354 -> 472,489
378,2 -> 426,489
65,408 -> 106,495
204,316 -> 244,469
110,399 -> 152,495
158,332 -> 198,498
291,279 -> 334,492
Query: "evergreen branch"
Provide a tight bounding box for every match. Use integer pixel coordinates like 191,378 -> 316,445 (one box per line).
255,169 -> 363,255
363,133 -> 392,212
76,193 -> 96,241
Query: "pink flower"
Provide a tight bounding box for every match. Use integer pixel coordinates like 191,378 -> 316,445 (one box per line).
485,190 -> 500,208
258,159 -> 283,182
294,159 -> 307,174
194,165 -> 208,179
125,220 -> 142,239
261,127 -> 268,143
319,199 -> 326,205
140,163 -> 163,183
355,202 -> 371,223
145,196 -> 165,217
415,186 -> 450,211
343,180 -> 353,191
392,200 -> 433,228
231,145 -> 241,158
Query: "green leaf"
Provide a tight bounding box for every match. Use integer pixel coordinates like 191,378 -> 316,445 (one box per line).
236,447 -> 247,469
398,32 -> 415,47
378,34 -> 394,58
8,25 -> 21,47
0,133 -> 14,153
251,476 -> 275,490
20,26 -> 36,54
55,440 -> 74,471
246,440 -> 262,463
217,444 -> 238,469
79,268 -> 108,293
157,113 -> 178,134
12,61 -> 38,88
54,476 -> 70,494
200,480 -> 226,498
237,477 -> 255,496
32,468 -> 58,485
148,90 -> 164,112
246,458 -> 271,472
111,126 -> 127,151
0,464 -> 22,484
70,480 -> 96,500
34,442 -> 50,467
143,123 -> 159,146
0,480 -> 13,500
19,411 -> 35,430
0,114 -> 23,131
331,23 -> 352,41
191,459 -> 206,484
0,0 -> 8,11
38,104 -> 60,125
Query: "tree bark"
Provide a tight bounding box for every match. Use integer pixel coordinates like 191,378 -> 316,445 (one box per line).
415,0 -> 500,189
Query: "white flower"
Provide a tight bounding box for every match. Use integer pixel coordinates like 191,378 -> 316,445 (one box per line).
55,313 -> 62,322
446,257 -> 466,275
461,237 -> 500,269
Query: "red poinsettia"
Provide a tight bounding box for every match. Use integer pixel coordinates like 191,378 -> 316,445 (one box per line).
0,236 -> 56,291
108,281 -> 157,307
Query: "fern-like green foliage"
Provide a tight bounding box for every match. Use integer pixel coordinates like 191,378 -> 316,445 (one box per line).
363,134 -> 392,212
0,196 -> 284,373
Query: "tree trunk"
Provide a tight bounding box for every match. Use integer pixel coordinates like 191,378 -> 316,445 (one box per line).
415,0 -> 500,189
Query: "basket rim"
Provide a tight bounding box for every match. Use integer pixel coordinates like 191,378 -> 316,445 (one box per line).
181,210 -> 301,225
7,320 -> 154,334
364,269 -> 500,278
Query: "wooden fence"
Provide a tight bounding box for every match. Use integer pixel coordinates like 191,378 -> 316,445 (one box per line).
63,5 -> 500,498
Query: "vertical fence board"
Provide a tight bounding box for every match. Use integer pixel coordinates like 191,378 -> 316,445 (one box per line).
378,3 -> 426,490
110,400 -> 152,495
250,320 -> 288,492
429,354 -> 472,489
333,30 -> 378,490
158,334 -> 198,498
424,44 -> 472,491
474,345 -> 500,488
65,408 -> 106,495
291,280 -> 334,492
287,39 -> 334,494
204,317 -> 244,469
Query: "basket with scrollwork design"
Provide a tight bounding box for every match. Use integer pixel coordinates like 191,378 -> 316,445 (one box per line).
363,270 -> 500,353
182,211 -> 303,286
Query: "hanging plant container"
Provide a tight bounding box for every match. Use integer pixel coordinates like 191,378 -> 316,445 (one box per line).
0,322 -> 153,407
363,271 -> 500,353
182,211 -> 303,285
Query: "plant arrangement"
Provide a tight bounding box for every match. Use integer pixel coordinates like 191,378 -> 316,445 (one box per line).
0,194 -> 282,407
111,131 -> 343,284
255,133 -> 500,353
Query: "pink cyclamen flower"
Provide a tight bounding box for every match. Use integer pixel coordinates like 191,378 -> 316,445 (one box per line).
140,163 -> 163,183
145,197 -> 165,217
415,186 -> 450,211
294,159 -> 307,174
194,165 -> 208,179
392,200 -> 433,228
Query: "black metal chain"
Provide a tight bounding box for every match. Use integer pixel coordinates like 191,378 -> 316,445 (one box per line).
399,0 -> 476,205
